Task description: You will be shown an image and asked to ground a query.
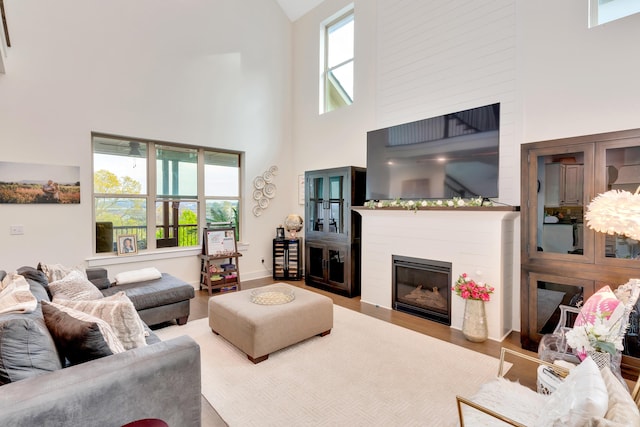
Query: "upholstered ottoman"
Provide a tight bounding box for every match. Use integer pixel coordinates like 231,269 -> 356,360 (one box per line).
208,284 -> 333,363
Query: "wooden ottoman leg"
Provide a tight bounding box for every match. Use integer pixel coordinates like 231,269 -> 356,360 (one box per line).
248,354 -> 269,364
318,329 -> 331,337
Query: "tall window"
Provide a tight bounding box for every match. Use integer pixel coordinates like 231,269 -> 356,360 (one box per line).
93,134 -> 241,254
589,0 -> 640,27
321,8 -> 354,114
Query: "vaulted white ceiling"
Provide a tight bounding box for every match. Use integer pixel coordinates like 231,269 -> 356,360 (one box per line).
276,0 -> 325,21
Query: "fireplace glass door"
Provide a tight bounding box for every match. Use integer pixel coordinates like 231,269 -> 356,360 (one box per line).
392,255 -> 451,325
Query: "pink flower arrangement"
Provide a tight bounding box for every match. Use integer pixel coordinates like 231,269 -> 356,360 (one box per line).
452,273 -> 494,301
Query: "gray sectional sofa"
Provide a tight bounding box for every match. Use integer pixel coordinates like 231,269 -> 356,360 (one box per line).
0,267 -> 201,426
86,267 -> 195,326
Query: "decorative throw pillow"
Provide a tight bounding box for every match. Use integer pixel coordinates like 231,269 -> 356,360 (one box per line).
114,267 -> 162,285
41,301 -> 125,365
573,285 -> 625,359
53,292 -> 147,350
598,366 -> 640,424
535,357 -> 608,427
38,263 -> 87,283
0,273 -> 37,315
0,312 -> 62,384
48,270 -> 104,301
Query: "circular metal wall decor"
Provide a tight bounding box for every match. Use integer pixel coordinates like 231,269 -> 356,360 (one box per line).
252,165 -> 278,216
253,176 -> 266,189
263,183 -> 277,198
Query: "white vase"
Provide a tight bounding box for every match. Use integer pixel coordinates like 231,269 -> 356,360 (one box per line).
462,299 -> 488,342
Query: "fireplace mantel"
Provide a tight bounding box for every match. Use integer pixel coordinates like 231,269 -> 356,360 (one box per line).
355,208 -> 520,341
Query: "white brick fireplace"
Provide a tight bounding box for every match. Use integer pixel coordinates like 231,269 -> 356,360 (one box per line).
355,207 -> 520,341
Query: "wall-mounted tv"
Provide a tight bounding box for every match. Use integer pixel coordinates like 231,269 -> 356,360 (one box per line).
366,103 -> 500,201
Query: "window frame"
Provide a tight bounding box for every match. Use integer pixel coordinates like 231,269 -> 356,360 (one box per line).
320,6 -> 355,114
92,132 -> 242,255
589,0 -> 640,27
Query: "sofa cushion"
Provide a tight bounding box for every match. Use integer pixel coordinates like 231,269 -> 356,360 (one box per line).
42,301 -> 125,365
54,292 -> 147,350
101,273 -> 194,311
86,267 -> 111,290
534,356 -> 608,427
0,309 -> 62,385
48,270 -> 104,301
16,267 -> 51,302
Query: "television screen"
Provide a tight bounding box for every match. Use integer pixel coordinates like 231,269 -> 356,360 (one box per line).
366,103 -> 499,201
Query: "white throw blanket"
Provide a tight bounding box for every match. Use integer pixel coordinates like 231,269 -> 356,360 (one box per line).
0,273 -> 37,314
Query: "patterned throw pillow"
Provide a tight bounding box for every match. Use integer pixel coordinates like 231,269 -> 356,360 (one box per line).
53,292 -> 147,350
38,263 -> 87,283
41,301 -> 125,365
48,270 -> 104,301
572,285 -> 625,359
0,273 -> 37,315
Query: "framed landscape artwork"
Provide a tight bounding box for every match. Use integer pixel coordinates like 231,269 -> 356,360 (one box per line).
0,161 -> 80,204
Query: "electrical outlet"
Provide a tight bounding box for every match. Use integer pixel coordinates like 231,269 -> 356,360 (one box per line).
10,225 -> 24,235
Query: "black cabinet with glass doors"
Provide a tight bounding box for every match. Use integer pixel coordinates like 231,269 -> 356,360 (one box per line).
521,129 -> 640,374
304,166 -> 366,297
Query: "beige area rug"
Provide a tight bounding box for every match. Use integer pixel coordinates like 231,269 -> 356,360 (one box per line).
156,305 -> 503,427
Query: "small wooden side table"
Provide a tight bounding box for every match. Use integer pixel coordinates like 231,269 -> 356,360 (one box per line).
199,253 -> 242,296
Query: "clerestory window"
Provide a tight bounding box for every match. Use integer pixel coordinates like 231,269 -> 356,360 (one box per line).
589,0 -> 640,27
92,134 -> 241,254
321,7 -> 354,114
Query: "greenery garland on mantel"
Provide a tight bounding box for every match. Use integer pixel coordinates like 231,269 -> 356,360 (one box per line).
363,196 -> 493,212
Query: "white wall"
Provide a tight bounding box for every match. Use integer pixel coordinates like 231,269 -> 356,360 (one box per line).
290,0 -> 640,332
519,1 -> 640,141
0,0 -> 293,283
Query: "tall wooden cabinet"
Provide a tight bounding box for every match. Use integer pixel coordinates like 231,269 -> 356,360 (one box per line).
521,128 -> 640,375
304,166 -> 366,297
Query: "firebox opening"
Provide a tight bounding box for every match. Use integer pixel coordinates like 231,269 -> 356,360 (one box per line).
392,255 -> 452,325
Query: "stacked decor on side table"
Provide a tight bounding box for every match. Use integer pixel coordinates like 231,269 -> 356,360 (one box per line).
199,225 -> 241,295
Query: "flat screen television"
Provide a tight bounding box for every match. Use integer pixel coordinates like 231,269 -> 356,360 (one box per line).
366,103 -> 500,201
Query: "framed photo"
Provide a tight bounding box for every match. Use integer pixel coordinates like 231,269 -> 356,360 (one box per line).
204,227 -> 237,256
117,234 -> 138,256
298,174 -> 305,205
